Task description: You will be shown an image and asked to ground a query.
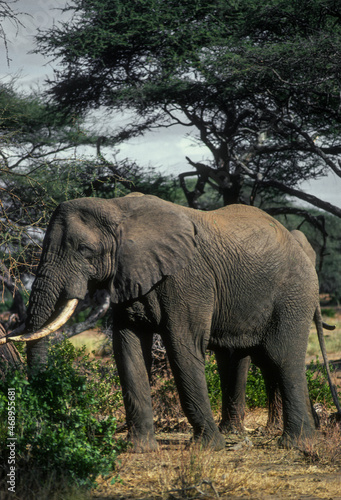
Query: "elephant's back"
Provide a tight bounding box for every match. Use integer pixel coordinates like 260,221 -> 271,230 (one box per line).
200,204 -> 289,255
198,203 -> 318,301
200,205 -> 319,345
206,204 -> 283,232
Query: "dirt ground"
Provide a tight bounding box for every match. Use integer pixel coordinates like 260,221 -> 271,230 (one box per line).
93,410 -> 341,500
90,320 -> 341,500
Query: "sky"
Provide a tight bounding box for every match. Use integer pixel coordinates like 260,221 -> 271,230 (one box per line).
1,0 -> 341,209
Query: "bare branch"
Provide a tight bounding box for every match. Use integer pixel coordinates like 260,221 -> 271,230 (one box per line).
261,179 -> 341,218
231,154 -> 263,181
279,119 -> 341,178
0,262 -> 26,324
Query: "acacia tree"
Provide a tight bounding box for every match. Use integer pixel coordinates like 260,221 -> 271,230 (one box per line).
35,0 -> 341,218
0,81 -> 182,335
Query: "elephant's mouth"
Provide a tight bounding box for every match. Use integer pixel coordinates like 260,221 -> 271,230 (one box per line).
0,299 -> 79,345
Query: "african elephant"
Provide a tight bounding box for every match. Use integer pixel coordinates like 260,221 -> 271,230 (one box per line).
3,193 -> 339,451
219,230 -> 339,435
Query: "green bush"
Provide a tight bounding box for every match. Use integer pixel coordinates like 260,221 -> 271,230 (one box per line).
245,364 -> 268,409
205,355 -> 268,410
0,340 -> 127,488
205,354 -> 337,412
321,308 -> 336,318
205,355 -> 222,412
306,357 -> 337,407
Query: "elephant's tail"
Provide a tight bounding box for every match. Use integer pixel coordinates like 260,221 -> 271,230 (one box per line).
322,321 -> 336,331
314,305 -> 341,415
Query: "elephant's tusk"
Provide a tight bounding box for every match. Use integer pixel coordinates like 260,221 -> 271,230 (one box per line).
4,299 -> 79,343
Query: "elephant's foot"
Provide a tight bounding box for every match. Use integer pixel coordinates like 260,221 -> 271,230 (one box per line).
219,419 -> 245,436
193,429 -> 226,451
278,430 -> 316,450
265,417 -> 283,434
127,432 -> 158,453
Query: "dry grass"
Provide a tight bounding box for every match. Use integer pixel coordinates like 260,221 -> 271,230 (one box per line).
0,470 -> 93,500
307,309 -> 341,361
69,329 -> 108,355
93,410 -> 341,499
3,415 -> 340,500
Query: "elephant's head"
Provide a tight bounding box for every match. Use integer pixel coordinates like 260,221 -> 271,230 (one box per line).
3,194 -> 197,364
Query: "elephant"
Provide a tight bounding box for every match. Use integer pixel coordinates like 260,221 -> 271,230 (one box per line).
291,229 -> 317,265
219,229 -> 339,435
3,193 -> 340,452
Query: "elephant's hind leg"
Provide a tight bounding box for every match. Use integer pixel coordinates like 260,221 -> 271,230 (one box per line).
263,326 -> 316,448
277,363 -> 316,448
215,349 -> 251,434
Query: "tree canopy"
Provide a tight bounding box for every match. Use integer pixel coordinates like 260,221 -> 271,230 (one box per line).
36,0 -> 341,215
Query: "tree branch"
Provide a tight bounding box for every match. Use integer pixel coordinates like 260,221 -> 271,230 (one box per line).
279,120 -> 341,177
261,179 -> 341,218
0,263 -> 26,324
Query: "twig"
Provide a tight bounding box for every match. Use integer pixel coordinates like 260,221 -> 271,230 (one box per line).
168,479 -> 220,498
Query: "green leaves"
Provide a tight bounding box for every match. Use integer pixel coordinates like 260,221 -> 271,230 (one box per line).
0,340 -> 126,487
204,353 -> 338,412
245,364 -> 268,409
35,0 -> 341,215
204,354 -> 268,411
306,357 -> 336,407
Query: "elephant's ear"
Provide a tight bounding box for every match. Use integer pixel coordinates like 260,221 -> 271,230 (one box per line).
109,197 -> 197,303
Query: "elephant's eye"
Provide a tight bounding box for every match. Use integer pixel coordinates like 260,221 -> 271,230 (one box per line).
78,244 -> 94,258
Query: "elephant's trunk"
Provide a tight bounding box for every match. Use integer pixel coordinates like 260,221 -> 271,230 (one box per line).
18,261 -> 73,373
25,269 -> 66,331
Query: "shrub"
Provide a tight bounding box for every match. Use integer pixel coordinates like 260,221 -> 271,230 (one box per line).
306,357 -> 337,407
205,355 -> 268,410
205,355 -> 338,413
0,340 -> 127,489
245,364 -> 268,409
205,354 -> 222,412
321,308 -> 336,318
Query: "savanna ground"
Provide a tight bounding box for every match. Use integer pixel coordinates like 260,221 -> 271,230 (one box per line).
72,308 -> 341,500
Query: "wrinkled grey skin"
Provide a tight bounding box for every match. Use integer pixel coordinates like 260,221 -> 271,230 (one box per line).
25,193 -> 323,451
219,230 -> 336,434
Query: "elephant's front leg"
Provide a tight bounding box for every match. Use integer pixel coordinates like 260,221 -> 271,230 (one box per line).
112,327 -> 157,452
162,334 -> 226,451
